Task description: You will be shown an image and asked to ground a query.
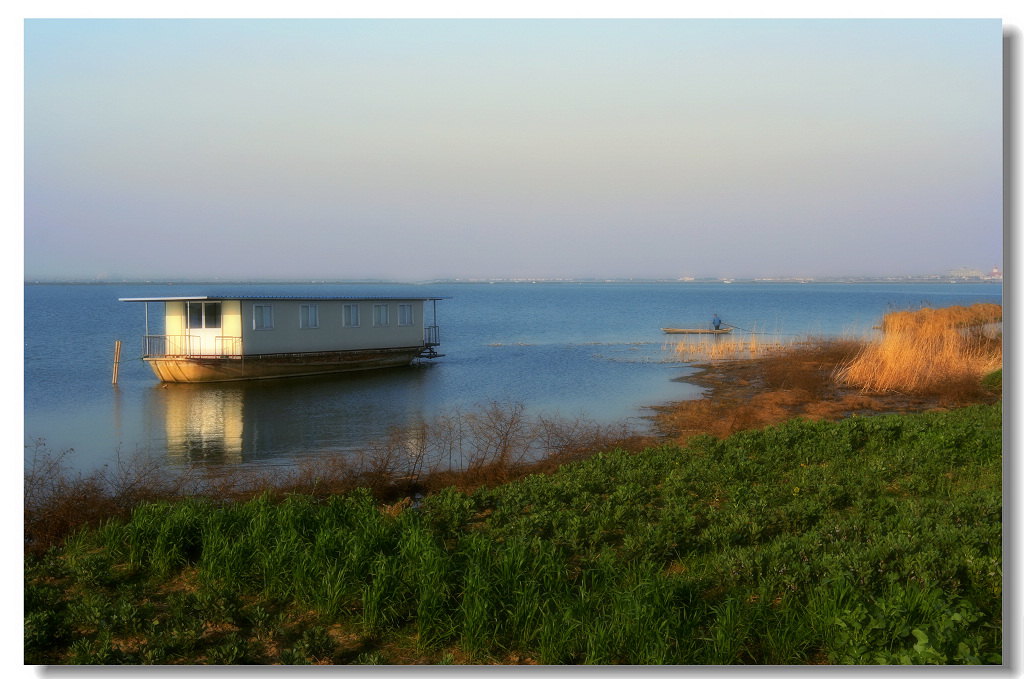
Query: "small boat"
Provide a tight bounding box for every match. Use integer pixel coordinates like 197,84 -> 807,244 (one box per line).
661,327 -> 733,334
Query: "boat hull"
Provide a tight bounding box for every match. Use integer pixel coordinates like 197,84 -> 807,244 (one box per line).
661,328 -> 733,334
145,347 -> 424,383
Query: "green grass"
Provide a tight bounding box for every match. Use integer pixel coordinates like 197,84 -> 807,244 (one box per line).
25,403 -> 1002,665
982,368 -> 1002,394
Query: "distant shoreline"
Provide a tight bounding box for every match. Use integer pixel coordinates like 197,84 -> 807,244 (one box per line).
22,277 -> 1004,286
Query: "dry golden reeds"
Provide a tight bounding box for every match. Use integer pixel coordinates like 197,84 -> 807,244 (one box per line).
880,302 -> 1002,332
836,303 -> 1002,395
670,330 -> 786,362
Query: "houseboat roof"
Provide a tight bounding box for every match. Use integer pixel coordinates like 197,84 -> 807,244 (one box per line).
119,295 -> 451,303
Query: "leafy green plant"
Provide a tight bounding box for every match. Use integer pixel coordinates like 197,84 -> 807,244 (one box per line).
24,403 -> 1002,665
421,486 -> 476,540
287,626 -> 336,663
982,368 -> 1001,393
205,633 -> 252,665
354,649 -> 388,664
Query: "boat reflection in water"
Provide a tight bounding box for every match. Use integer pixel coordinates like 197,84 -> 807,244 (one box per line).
143,365 -> 438,468
157,385 -> 245,465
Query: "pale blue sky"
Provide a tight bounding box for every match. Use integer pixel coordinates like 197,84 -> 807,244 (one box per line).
24,19 -> 1003,280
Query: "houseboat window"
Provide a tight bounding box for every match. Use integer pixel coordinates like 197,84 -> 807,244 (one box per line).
204,303 -> 221,329
373,304 -> 389,327
343,304 -> 360,327
254,304 -> 274,330
300,304 -> 319,329
187,302 -> 222,329
398,304 -> 413,326
188,303 -> 203,330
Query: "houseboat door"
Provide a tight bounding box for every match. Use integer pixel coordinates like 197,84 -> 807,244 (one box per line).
186,301 -> 225,356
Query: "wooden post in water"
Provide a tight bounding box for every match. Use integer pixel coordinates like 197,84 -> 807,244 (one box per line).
112,340 -> 122,385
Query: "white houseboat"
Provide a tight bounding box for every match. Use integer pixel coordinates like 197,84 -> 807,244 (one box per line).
120,294 -> 447,383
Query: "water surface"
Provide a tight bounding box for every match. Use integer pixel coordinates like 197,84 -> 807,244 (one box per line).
24,281 -> 1002,473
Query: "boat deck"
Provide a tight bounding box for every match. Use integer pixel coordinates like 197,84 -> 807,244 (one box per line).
661,328 -> 733,335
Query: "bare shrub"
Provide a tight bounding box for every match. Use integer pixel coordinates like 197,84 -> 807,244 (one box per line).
24,442 -> 197,555
422,405 -> 467,475
354,400 -> 643,492
536,413 -> 637,463
25,443 -> 104,555
355,427 -> 412,496
94,446 -> 192,509
461,401 -> 533,483
276,455 -> 359,499
191,464 -> 283,503
24,401 -> 643,551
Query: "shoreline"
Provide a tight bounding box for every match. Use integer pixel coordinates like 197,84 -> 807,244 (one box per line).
646,349 -> 1000,445
25,323 -> 1002,556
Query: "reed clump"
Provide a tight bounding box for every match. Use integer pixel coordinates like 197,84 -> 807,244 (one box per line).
671,328 -> 786,362
836,303 -> 1002,397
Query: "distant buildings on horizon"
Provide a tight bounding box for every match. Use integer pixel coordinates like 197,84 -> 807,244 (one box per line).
749,266 -> 1002,284
26,267 -> 1003,285
946,266 -> 1002,281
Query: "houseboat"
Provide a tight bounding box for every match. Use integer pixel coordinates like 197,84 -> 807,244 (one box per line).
119,294 -> 448,383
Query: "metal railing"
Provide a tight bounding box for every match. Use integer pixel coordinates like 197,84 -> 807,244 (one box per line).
424,325 -> 440,347
144,335 -> 242,358
213,336 -> 243,357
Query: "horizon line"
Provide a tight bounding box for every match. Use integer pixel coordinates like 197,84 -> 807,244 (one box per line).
23,273 -> 1004,285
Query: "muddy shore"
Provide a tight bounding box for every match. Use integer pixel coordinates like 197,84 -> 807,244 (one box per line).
647,344 -> 1000,445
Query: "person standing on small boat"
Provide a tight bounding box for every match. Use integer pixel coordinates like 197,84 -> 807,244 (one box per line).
712,314 -> 722,330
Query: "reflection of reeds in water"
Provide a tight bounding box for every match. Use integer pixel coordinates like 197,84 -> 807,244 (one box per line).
670,326 -> 787,362
836,303 -> 1002,394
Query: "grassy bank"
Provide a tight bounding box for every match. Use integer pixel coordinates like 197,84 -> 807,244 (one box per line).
25,302 -> 1002,665
25,402 -> 1001,665
24,409 -> 646,559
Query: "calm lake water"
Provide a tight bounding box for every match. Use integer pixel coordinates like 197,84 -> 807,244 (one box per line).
23,281 -> 1002,474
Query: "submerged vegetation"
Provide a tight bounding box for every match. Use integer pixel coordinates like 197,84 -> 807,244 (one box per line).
25,303 -> 1002,665
669,323 -> 788,362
